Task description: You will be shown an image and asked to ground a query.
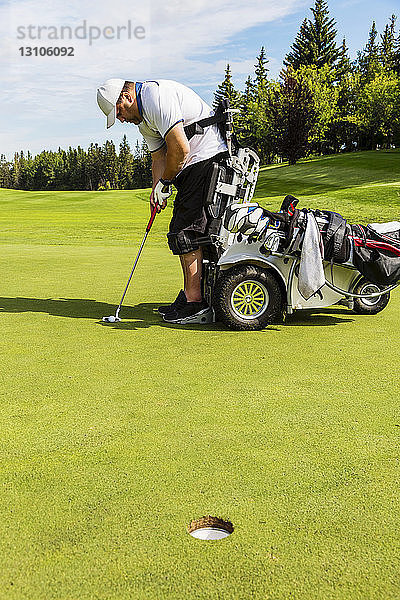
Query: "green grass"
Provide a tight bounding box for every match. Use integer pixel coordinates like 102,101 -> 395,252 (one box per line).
256,149 -> 400,222
0,150 -> 399,600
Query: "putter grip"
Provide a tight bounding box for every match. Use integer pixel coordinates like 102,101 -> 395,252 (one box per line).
146,204 -> 158,232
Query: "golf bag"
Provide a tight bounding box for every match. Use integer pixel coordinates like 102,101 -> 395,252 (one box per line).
222,196 -> 400,287
351,223 -> 400,285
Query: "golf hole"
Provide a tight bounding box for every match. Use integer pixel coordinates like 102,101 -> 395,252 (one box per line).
188,516 -> 234,541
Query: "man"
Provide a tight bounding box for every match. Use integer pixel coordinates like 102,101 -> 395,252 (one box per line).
96,78 -> 228,324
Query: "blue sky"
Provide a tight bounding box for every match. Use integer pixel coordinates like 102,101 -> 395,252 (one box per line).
0,0 -> 398,158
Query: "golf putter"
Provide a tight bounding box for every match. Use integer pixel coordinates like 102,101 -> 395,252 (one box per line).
102,204 -> 158,323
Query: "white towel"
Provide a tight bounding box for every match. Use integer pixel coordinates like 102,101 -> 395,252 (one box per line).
368,222 -> 400,235
298,212 -> 325,300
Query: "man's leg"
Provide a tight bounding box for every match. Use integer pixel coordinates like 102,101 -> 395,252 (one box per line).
162,244 -> 210,323
179,248 -> 203,302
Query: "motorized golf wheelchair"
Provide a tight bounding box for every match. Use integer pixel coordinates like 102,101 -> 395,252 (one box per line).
195,146 -> 400,331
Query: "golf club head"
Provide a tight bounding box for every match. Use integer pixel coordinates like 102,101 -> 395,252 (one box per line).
102,315 -> 121,323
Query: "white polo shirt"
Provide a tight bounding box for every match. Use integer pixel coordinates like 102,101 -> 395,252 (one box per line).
137,80 -> 227,171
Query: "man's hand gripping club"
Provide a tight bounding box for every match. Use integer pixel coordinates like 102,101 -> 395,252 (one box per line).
150,178 -> 173,213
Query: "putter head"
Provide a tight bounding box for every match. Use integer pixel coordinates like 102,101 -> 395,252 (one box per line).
102,315 -> 121,323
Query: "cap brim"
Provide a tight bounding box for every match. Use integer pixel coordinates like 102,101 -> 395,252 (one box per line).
106,106 -> 116,129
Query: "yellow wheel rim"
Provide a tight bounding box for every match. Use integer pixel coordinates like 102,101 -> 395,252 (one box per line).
231,280 -> 268,320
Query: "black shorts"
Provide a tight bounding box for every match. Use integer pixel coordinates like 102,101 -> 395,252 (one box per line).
167,152 -> 228,255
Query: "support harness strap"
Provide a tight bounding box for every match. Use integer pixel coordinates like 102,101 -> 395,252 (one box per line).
184,113 -> 227,140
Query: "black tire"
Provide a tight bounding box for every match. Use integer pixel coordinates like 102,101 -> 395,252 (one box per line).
214,265 -> 284,330
352,277 -> 390,315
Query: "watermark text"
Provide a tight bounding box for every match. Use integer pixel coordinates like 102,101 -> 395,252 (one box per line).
16,20 -> 146,46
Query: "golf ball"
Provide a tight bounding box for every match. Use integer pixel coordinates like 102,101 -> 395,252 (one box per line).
107,316 -> 116,322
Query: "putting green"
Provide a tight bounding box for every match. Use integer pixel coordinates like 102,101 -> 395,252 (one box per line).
0,151 -> 399,599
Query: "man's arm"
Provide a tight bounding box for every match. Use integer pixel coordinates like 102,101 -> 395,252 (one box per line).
151,144 -> 167,187
162,122 -> 190,180
150,122 -> 190,211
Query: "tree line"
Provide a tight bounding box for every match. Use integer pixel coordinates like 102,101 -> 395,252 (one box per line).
1,0 -> 399,189
0,138 -> 152,191
216,2 -> 400,164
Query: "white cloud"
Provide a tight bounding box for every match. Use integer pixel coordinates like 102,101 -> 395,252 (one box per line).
0,0 -> 302,157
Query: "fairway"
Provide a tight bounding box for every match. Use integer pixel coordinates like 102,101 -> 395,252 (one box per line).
1,151 -> 399,599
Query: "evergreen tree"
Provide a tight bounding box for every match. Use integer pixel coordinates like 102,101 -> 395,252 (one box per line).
131,140 -> 152,188
87,143 -> 104,190
0,154 -> 12,188
72,146 -> 87,190
380,15 -> 397,69
357,21 -> 380,81
16,150 -> 34,190
236,49 -> 269,150
254,46 -> 269,95
103,140 -> 118,189
336,38 -> 352,80
13,153 -> 21,189
284,19 -> 313,69
243,75 -> 255,104
77,146 -> 88,190
309,0 -> 340,67
284,0 -> 339,69
241,48 -> 275,162
118,135 -> 134,189
213,64 -> 241,109
141,141 -> 153,187
236,76 -> 255,149
394,31 -> 400,75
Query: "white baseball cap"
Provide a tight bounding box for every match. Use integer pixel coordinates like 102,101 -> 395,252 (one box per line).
97,78 -> 125,128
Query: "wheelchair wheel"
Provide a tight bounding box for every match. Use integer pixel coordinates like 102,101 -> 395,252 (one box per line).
215,265 -> 284,330
352,278 -> 390,315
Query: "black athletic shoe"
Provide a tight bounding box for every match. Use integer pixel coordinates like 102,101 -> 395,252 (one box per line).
157,290 -> 187,316
163,299 -> 212,324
